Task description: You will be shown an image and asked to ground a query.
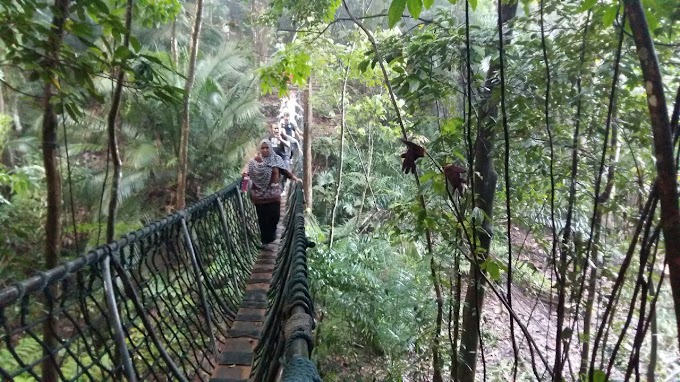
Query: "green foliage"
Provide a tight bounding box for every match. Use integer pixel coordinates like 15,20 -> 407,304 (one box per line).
0,164 -> 46,283
259,46 -> 312,95
296,0 -> 680,379
309,231 -> 434,380
267,0 -> 341,26
387,0 -> 438,27
135,0 -> 181,27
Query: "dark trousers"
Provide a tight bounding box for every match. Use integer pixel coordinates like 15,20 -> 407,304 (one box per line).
255,201 -> 281,244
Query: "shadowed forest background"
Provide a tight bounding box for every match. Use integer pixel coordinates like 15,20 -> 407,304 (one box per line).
1,0 -> 679,380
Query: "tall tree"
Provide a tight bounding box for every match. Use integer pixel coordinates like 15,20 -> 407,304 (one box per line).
622,0 -> 680,349
107,0 -> 135,242
457,1 -> 518,381
176,0 -> 205,210
40,0 -> 71,379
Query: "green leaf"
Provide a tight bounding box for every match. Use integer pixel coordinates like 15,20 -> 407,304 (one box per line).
602,4 -> 618,26
419,171 -> 437,183
388,0 -> 407,27
423,0 -> 434,8
407,0 -> 423,19
577,0 -> 597,13
592,370 -> 606,382
483,259 -> 501,281
114,45 -> 132,60
408,77 -> 420,92
645,7 -> 659,31
357,61 -> 367,72
469,0 -> 477,11
90,0 -> 109,15
472,45 -> 485,58
129,36 -> 141,53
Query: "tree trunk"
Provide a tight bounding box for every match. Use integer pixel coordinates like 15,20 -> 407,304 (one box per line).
40,0 -> 71,380
430,255 -> 444,382
457,2 -> 518,381
561,10 -> 591,378
647,307 -> 657,382
176,0 -> 204,210
329,66 -> 349,248
250,0 -> 269,64
0,77 -> 4,114
451,239 -> 462,380
579,123 -> 620,377
623,0 -> 680,349
303,79 -> 313,212
170,18 -> 178,65
106,0 -> 134,242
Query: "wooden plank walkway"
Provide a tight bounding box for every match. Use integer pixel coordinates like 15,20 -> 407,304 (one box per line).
209,200 -> 286,382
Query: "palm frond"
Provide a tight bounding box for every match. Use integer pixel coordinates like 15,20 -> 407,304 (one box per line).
125,143 -> 159,169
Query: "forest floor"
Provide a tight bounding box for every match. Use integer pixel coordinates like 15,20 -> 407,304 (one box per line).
477,225 -> 568,380
477,225 -> 638,381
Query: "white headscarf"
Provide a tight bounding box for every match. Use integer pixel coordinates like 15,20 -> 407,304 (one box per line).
248,139 -> 286,189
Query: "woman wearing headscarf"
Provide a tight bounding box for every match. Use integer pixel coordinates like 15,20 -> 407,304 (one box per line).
245,139 -> 300,246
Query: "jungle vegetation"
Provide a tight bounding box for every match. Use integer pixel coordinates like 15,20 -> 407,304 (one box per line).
0,0 -> 679,380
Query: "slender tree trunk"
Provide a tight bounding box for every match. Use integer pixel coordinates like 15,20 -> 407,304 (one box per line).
451,240 -> 462,380
41,0 -> 71,380
106,0 -> 133,242
647,307 -> 657,382
329,66 -> 349,248
11,93 -> 22,133
250,0 -> 268,64
302,79 -> 313,211
102,3 -> 134,379
623,0 -> 680,348
430,255 -> 444,382
0,78 -> 5,114
561,11 -> 590,378
176,0 -> 204,210
457,2 -> 518,381
579,123 -> 620,377
170,18 -> 178,65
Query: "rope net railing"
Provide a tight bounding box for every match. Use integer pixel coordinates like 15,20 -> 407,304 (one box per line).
250,182 -> 321,382
0,181 -> 260,381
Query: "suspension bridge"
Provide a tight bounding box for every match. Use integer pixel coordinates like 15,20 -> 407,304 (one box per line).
0,166 -> 320,381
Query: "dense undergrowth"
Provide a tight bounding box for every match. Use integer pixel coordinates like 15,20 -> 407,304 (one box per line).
2,0 -> 680,380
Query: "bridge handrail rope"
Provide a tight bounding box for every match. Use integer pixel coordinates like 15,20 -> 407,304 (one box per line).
0,180 -> 260,381
249,153 -> 321,381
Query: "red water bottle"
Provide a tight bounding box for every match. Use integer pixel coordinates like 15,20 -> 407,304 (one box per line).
241,174 -> 250,192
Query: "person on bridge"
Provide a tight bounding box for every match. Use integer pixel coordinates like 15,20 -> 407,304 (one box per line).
280,113 -> 303,158
246,139 -> 300,247
268,122 -> 293,170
